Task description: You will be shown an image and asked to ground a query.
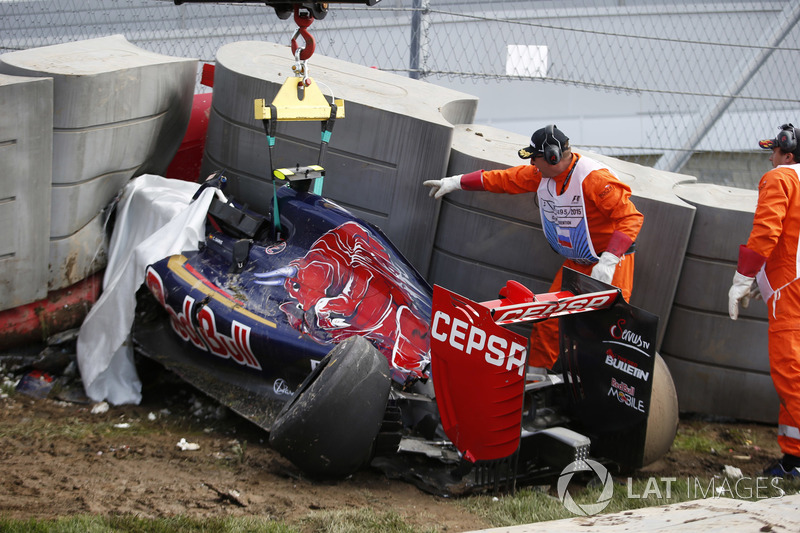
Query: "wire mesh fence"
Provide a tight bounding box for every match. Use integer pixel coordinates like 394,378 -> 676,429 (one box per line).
1,0 -> 798,187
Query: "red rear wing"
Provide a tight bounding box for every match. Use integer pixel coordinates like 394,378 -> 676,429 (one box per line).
486,288 -> 619,326
430,281 -> 620,463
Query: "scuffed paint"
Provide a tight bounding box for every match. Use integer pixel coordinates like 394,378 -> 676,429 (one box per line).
0,272 -> 102,349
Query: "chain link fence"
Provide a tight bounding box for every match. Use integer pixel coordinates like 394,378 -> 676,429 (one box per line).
2,0 -> 799,187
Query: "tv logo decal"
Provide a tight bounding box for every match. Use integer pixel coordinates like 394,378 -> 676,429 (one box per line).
557,460 -> 614,516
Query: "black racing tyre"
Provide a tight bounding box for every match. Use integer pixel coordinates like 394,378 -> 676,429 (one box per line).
642,353 -> 680,466
268,336 -> 392,478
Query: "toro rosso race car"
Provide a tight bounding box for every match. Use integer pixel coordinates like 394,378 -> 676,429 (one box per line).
133,170 -> 678,495
133,0 -> 678,495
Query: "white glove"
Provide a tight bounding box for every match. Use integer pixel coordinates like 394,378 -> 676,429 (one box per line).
590,252 -> 620,284
423,175 -> 462,199
728,271 -> 756,320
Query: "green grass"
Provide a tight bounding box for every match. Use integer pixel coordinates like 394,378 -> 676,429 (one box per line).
0,511 -> 439,533
0,515 -> 295,533
671,422 -> 767,454
300,508 -> 439,533
1,381 -> 16,397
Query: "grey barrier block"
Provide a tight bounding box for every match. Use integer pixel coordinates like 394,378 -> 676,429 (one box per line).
0,74 -> 52,311
0,35 -> 197,290
48,212 -> 108,294
200,40 -> 478,272
661,355 -> 779,424
442,124 -> 697,349
585,150 -> 696,348
665,183 -> 776,422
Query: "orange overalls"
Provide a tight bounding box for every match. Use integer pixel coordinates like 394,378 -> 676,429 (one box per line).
474,153 -> 644,368
743,164 -> 800,457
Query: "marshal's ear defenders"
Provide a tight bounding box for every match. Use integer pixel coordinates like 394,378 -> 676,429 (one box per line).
543,124 -> 562,165
777,123 -> 797,153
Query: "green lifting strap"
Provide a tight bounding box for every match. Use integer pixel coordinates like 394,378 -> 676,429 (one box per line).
312,101 -> 339,196
261,104 -> 282,238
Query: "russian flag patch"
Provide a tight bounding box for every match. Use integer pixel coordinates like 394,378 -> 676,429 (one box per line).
557,227 -> 572,248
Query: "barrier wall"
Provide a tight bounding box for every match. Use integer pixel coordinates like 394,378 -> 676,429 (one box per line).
0,74 -> 52,311
0,35 -> 197,293
200,40 -> 479,271
663,184 -> 777,423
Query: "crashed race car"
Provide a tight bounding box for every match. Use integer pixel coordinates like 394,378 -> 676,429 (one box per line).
133,173 -> 678,496
133,0 -> 678,496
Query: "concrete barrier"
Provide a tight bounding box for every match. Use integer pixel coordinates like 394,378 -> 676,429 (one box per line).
200,40 -> 479,272
663,183 -> 777,423
0,35 -> 197,291
0,73 -> 52,311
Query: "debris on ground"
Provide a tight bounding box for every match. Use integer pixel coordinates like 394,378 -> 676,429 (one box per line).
15,370 -> 54,399
203,482 -> 248,507
92,401 -> 110,414
177,437 -> 201,451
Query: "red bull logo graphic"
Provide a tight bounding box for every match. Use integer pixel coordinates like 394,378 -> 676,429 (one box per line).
610,377 -> 635,397
608,382 -> 645,413
254,222 -> 430,379
146,267 -> 262,370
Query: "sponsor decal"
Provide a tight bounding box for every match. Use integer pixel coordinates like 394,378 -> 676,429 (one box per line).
493,291 -> 616,325
273,378 -> 291,396
431,310 -> 527,376
610,377 -> 635,396
604,349 -> 650,381
608,383 -> 645,413
264,241 -> 287,255
606,318 -> 651,357
146,266 -> 262,371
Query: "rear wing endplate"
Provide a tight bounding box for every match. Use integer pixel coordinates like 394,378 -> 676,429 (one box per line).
429,270 -> 623,463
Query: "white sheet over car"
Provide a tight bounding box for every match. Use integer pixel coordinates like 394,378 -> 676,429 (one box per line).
77,174 -> 222,405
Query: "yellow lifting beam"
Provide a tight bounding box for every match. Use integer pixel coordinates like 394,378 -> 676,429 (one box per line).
255,77 -> 345,122
273,164 -> 324,181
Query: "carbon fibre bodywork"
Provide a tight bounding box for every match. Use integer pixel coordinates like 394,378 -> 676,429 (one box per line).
133,177 -> 675,495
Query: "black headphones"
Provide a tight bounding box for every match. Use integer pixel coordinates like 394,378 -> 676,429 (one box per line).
543,124 -> 563,165
777,123 -> 797,153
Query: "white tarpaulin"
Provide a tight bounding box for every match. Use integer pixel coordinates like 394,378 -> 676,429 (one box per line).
77,174 -> 223,405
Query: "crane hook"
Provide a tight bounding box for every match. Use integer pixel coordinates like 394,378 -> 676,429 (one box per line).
290,5 -> 316,62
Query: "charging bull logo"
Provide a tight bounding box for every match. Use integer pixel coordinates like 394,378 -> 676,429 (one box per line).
254,222 -> 430,380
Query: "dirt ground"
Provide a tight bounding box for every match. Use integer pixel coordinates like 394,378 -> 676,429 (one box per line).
0,342 -> 786,532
